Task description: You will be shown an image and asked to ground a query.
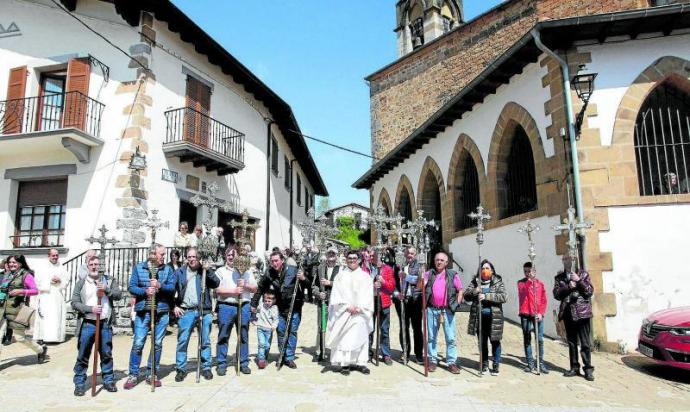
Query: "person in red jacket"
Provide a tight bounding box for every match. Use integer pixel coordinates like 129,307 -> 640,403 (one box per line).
517,261 -> 548,373
374,248 -> 397,365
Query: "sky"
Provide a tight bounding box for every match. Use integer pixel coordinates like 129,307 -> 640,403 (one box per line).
171,0 -> 505,209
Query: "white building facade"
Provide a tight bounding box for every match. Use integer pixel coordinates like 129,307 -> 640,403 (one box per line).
0,0 -> 326,266
356,3 -> 690,352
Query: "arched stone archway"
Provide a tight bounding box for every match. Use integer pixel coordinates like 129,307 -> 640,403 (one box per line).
394,174 -> 416,222
377,188 -> 393,216
447,134 -> 487,234
416,157 -> 449,256
487,102 -> 548,221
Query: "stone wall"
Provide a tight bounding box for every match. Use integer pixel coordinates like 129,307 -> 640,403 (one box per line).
369,0 -> 651,159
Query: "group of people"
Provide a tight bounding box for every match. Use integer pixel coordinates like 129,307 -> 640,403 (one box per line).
0,241 -> 596,396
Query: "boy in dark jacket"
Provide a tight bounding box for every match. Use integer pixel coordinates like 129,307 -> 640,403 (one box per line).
554,254 -> 595,381
517,261 -> 548,373
71,256 -> 122,396
464,259 -> 506,375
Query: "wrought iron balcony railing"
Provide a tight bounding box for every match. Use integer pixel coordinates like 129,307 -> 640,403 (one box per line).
0,91 -> 105,137
11,229 -> 65,248
164,107 -> 245,172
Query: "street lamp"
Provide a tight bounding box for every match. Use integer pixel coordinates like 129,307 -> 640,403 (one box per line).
128,146 -> 147,172
571,66 -> 598,136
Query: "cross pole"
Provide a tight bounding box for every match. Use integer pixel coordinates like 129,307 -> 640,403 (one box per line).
552,206 -> 592,271
85,224 -> 119,274
406,209 -> 436,263
142,209 -> 169,247
230,209 -> 261,274
190,181 -> 233,260
366,205 -> 389,257
517,219 -> 540,263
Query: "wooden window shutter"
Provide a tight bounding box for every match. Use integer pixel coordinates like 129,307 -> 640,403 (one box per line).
184,76 -> 211,146
63,58 -> 91,130
3,66 -> 28,134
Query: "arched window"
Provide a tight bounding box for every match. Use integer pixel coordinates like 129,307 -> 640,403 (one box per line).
453,152 -> 480,230
398,187 -> 413,222
409,2 -> 424,49
420,173 -> 442,256
500,125 -> 538,218
634,81 -> 690,196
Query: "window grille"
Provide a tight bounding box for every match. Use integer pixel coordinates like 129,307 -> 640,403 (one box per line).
410,17 -> 424,48
634,82 -> 690,196
454,153 -> 480,230
502,126 -> 538,218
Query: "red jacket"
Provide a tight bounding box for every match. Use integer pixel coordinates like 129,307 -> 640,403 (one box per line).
377,265 -> 396,309
517,277 -> 547,316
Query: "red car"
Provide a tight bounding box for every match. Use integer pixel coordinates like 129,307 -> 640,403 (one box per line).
638,306 -> 690,370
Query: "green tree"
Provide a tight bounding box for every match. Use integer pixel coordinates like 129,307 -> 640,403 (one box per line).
335,215 -> 366,249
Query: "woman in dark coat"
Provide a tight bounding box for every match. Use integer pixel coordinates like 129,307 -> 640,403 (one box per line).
464,259 -> 507,375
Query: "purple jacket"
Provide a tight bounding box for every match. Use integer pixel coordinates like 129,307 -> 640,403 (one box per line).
553,270 -> 593,321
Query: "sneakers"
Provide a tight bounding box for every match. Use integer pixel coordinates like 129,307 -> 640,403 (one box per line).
428,362 -> 437,372
563,368 -> 580,377
283,360 -> 297,369
174,370 -> 187,382
37,345 -> 48,364
538,362 -> 550,374
257,360 -> 267,369
523,363 -> 534,373
201,369 -> 213,380
584,368 -> 595,381
240,366 -> 251,375
448,364 -> 461,375
481,362 -> 489,374
383,356 -> 393,366
123,375 -> 138,390
73,386 -> 86,397
415,356 -> 424,365
104,382 -> 118,392
145,376 -> 162,387
490,363 -> 500,376
216,368 -> 227,376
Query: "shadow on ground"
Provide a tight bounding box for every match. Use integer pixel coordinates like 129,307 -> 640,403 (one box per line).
621,355 -> 690,384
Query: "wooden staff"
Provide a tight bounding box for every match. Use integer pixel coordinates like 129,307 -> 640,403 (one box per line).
277,262 -> 302,370
533,280 -> 541,375
235,275 -> 243,376
91,286 -> 104,397
196,266 -> 207,383
418,269 -> 428,377
317,268 -> 326,362
148,260 -> 158,392
374,281 -> 380,367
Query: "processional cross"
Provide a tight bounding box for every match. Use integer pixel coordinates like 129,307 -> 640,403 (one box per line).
406,209 -> 436,264
86,225 -> 119,273
229,209 -> 261,273
367,205 -> 390,257
190,181 -> 233,260
468,205 -> 491,264
552,206 -> 592,270
517,219 -> 540,263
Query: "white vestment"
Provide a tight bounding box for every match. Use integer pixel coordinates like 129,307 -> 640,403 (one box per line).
327,266 -> 374,366
35,261 -> 70,342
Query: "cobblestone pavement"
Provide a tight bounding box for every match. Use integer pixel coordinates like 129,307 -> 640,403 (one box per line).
1,307 -> 689,412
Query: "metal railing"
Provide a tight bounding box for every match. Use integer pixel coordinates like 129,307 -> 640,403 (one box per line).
11,229 -> 65,248
164,106 -> 245,165
0,91 -> 105,137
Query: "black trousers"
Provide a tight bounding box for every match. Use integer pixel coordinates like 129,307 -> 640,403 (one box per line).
394,295 -> 423,359
564,315 -> 593,371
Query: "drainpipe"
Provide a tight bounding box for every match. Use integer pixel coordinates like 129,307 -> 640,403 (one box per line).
265,120 -> 275,251
532,29 -> 588,269
289,158 -> 298,249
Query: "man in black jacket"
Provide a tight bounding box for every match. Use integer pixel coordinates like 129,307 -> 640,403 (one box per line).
397,246 -> 424,364
251,250 -> 307,369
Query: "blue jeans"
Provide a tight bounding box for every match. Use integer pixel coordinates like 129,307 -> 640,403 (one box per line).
176,309 -> 213,372
427,307 -> 457,364
276,310 -> 301,362
257,327 -> 273,361
480,314 -> 502,366
73,321 -> 114,387
379,307 -> 391,358
521,316 -> 544,365
129,311 -> 169,377
216,303 -> 250,370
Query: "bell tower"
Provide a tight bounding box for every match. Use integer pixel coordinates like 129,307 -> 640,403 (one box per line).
395,0 -> 464,57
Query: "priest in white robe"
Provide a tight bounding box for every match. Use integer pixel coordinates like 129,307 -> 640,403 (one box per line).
327,250 -> 374,375
35,248 -> 70,343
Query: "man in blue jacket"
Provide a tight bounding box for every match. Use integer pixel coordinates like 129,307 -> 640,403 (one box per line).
173,247 -> 220,381
123,245 -> 176,390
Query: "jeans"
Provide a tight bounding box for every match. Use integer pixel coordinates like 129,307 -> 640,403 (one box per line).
276,310 -> 301,362
480,314 -> 502,366
257,327 -> 273,361
427,307 -> 457,364
216,302 -> 250,370
564,315 -> 593,371
73,321 -> 114,387
176,309 -> 213,372
379,307 -> 391,358
520,316 -> 544,365
129,311 -> 169,377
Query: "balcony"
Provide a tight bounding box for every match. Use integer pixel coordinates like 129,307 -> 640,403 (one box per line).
164,107 -> 245,175
11,229 -> 65,248
0,92 -> 105,163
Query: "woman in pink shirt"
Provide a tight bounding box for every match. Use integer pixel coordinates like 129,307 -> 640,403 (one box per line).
0,255 -> 47,363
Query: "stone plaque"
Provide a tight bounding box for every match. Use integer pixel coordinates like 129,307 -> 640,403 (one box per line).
186,175 -> 200,191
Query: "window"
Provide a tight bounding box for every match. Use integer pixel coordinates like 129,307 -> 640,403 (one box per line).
283,155 -> 290,189
296,174 -> 302,205
634,81 -> 690,196
410,17 -> 424,49
354,212 -> 362,229
305,188 -> 310,212
38,72 -> 66,132
14,180 -> 67,247
501,126 -> 538,218
184,75 -> 212,147
454,152 -> 481,231
271,135 -> 279,176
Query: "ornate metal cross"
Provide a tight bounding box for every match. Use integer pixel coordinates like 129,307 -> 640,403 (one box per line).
366,205 -> 390,256
142,209 -> 169,246
552,206 -> 592,270
380,213 -> 414,260
468,205 -> 491,247
190,181 -> 233,260
406,209 -> 436,263
517,219 -> 540,263
230,209 -> 261,248
85,225 -> 119,274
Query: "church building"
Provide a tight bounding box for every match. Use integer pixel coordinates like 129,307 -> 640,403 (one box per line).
355,0 -> 690,352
